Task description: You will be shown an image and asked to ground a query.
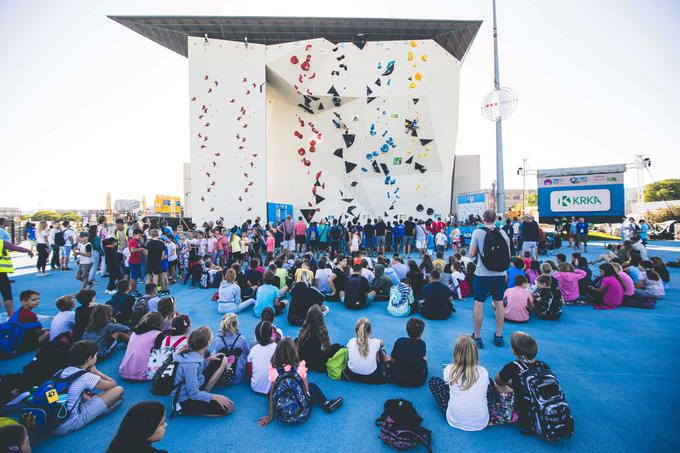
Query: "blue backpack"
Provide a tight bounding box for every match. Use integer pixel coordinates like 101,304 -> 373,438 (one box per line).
271,366 -> 310,424
0,368 -> 86,432
0,309 -> 42,357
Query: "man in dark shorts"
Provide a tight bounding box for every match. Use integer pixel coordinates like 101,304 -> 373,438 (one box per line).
468,210 -> 511,348
403,217 -> 416,256
144,229 -> 166,286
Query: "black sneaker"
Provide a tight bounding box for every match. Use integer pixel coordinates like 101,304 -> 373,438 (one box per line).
323,397 -> 344,413
471,334 -> 484,349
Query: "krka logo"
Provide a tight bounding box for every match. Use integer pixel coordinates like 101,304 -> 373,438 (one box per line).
559,194 -> 602,207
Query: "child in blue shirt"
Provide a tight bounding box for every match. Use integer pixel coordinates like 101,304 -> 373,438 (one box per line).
506,258 -> 527,289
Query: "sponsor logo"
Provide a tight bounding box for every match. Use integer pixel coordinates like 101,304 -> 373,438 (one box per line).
569,176 -> 588,184
550,189 -> 611,212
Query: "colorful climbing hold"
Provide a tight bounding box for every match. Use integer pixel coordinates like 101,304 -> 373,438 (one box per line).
407,51 -> 414,61
290,55 -> 299,64
421,54 -> 428,62
410,40 -> 417,48
415,72 -> 422,81
298,148 -> 306,156
409,82 -> 416,89
301,61 -> 310,71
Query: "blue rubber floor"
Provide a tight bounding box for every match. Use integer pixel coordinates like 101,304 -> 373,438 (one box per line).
3,242 -> 680,452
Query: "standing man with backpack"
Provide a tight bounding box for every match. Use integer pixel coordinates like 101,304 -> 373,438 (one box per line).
49,222 -> 63,270
468,210 -> 511,348
59,221 -> 77,271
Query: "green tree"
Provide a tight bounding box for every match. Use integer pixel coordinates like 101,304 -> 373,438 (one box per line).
32,210 -> 62,221
59,211 -> 81,222
644,179 -> 680,202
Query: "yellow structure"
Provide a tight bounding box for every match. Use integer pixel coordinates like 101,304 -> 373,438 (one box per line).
105,193 -> 113,222
141,196 -> 148,217
154,195 -> 182,215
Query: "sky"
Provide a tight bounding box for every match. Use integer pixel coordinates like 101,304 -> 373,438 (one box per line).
1,0 -> 678,211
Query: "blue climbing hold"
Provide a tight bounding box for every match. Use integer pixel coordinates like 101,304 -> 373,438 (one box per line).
373,151 -> 379,156
366,154 -> 373,160
381,144 -> 389,153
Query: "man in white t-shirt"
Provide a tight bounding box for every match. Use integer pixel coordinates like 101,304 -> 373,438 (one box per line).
60,221 -> 77,270
52,340 -> 124,435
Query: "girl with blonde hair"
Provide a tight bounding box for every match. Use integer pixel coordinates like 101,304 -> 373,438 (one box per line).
172,326 -> 234,416
343,318 -> 390,384
211,313 -> 250,385
217,268 -> 255,314
428,335 -> 489,431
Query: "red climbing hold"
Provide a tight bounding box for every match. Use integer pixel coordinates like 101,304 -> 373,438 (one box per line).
301,61 -> 310,71
298,148 -> 306,156
305,44 -> 312,51
309,146 -> 316,153
290,55 -> 299,64
306,54 -> 312,61
308,72 -> 316,79
309,139 -> 317,147
294,131 -> 303,139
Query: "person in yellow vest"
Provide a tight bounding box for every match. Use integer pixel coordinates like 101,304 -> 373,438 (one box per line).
0,238 -> 34,316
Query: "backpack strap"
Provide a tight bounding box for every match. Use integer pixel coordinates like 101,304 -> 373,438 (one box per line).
228,334 -> 241,351
171,336 -> 187,349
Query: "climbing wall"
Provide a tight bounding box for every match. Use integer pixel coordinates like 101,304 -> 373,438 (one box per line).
265,38 -> 461,222
188,37 -> 267,224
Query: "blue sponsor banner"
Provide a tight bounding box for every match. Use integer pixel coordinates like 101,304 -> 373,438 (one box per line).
538,184 -> 625,222
457,193 -> 485,204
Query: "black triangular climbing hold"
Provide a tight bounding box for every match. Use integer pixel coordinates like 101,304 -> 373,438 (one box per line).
327,86 -> 339,96
384,212 -> 388,217
297,104 -> 314,114
420,139 -> 433,146
345,161 -> 357,173
317,103 -> 324,110
314,180 -> 321,187
303,96 -> 312,107
332,97 -> 342,107
350,181 -> 358,187
300,209 -> 316,222
367,86 -> 373,96
414,163 -> 426,173
375,78 -> 382,86
380,163 -> 389,175
333,148 -> 344,158
315,194 -> 325,204
411,129 -> 418,137
341,197 -> 354,203
405,156 -> 414,164
372,160 -> 380,173
343,134 -> 355,148
413,98 -> 420,105
367,97 -> 376,104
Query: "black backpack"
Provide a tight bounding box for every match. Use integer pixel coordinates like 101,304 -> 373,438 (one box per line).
375,399 -> 432,452
54,231 -> 66,247
215,334 -> 243,385
130,296 -> 151,328
515,360 -> 574,442
535,288 -> 563,320
479,227 -> 510,272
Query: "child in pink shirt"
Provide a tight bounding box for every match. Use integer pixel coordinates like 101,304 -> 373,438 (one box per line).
553,263 -> 587,303
266,230 -> 275,254
503,275 -> 534,323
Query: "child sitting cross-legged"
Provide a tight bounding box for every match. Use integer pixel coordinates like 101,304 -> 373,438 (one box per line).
15,290 -> 50,350
258,337 -> 343,427
52,340 -> 124,435
503,275 -> 534,323
50,295 -> 76,341
81,304 -> 131,359
532,275 -> 564,320
389,318 -> 427,387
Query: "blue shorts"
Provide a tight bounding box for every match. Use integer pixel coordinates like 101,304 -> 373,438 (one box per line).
473,275 -> 506,302
59,245 -> 72,258
129,263 -> 143,280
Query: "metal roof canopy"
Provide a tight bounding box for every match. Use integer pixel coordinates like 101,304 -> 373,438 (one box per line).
537,164 -> 627,178
108,16 -> 482,61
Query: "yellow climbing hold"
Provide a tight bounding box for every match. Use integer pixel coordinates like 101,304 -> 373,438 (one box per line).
409,82 -> 416,89
410,40 -> 417,47
421,54 -> 428,62
407,51 -> 414,61
415,72 -> 422,81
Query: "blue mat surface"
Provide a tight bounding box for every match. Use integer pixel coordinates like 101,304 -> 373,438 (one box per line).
2,242 -> 680,452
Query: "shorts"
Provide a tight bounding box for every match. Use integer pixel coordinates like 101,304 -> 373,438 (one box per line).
76,263 -> 93,281
59,245 -> 72,258
52,395 -> 108,435
0,273 -> 12,301
415,240 -> 426,250
129,263 -> 144,280
375,236 -> 386,246
146,261 -> 163,275
295,235 -> 306,245
282,239 -> 295,251
403,236 -> 414,247
472,275 -> 506,302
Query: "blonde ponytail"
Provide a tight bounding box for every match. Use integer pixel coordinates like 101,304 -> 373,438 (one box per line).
355,318 -> 372,357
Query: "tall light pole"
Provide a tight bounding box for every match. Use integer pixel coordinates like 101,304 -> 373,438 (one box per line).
521,157 -> 528,213
482,0 -> 516,219
492,0 -> 505,218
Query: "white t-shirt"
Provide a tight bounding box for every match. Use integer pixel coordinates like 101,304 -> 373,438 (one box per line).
443,365 -> 489,431
37,229 -> 49,245
315,268 -> 332,293
57,366 -> 100,428
50,311 -> 76,340
78,243 -> 93,265
347,337 -> 381,375
62,228 -> 77,246
361,268 -> 375,284
435,232 -> 447,246
247,342 -> 277,394
167,242 -> 178,261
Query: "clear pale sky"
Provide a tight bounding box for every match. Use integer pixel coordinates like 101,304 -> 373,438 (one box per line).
1,0 -> 678,210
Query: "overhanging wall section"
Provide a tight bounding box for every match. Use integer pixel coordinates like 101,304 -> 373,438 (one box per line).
188,37 -> 267,224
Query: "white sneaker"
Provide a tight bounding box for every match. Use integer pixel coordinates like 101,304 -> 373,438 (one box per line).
104,289 -> 116,295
